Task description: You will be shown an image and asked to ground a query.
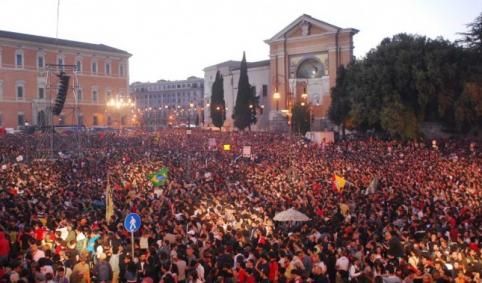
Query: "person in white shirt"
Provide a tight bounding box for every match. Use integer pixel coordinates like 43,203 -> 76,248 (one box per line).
336,249 -> 350,282
30,242 -> 46,262
349,259 -> 363,281
194,260 -> 205,282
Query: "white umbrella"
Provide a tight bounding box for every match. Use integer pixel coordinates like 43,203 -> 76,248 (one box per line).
273,208 -> 311,222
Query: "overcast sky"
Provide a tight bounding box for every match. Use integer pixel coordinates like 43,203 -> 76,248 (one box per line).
1,0 -> 480,82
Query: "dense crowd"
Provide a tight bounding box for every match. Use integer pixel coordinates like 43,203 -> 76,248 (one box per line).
0,130 -> 480,283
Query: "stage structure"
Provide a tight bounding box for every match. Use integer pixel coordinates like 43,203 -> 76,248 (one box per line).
35,64 -> 83,159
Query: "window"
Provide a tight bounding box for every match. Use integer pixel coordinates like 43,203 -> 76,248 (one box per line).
92,61 -> 97,74
119,64 -> 125,76
77,114 -> 84,125
38,87 -> 45,99
76,59 -> 82,72
16,84 -> 24,100
17,113 -> 25,126
262,85 -> 268,97
296,58 -> 324,79
76,89 -> 82,102
107,116 -> 112,126
57,55 -> 64,71
37,55 -> 45,69
105,63 -> 111,75
15,50 -> 24,68
106,90 -> 112,101
59,115 -> 65,125
92,89 -> 98,103
121,116 -> 126,125
93,115 -> 98,126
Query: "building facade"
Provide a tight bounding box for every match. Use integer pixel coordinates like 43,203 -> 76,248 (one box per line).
130,76 -> 204,128
203,14 -> 358,131
0,30 -> 131,129
203,60 -> 270,130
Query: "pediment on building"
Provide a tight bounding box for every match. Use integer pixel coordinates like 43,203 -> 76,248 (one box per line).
265,14 -> 357,43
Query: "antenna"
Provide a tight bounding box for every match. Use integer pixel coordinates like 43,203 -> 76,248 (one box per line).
56,0 -> 60,39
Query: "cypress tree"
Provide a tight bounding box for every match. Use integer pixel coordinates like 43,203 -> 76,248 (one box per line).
210,71 -> 225,129
233,52 -> 257,130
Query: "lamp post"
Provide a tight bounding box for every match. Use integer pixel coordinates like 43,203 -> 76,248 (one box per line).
301,87 -> 311,132
106,96 -> 135,133
189,102 -> 194,129
273,91 -> 280,111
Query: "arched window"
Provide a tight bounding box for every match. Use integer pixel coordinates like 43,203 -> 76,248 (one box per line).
296,58 -> 324,79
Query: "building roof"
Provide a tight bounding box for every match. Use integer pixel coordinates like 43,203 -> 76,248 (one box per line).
203,60 -> 241,71
265,14 -> 358,43
232,59 -> 270,71
0,30 -> 131,56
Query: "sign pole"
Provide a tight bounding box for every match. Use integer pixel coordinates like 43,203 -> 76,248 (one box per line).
131,231 -> 135,257
124,212 -> 141,258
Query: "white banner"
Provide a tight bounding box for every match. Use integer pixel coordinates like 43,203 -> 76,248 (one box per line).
242,146 -> 252,158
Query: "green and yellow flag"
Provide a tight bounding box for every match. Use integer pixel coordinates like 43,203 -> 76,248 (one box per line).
148,167 -> 169,186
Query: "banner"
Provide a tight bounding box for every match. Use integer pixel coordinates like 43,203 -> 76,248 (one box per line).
242,146 -> 252,158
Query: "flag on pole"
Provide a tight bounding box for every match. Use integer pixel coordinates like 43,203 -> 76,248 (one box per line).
148,167 -> 169,186
332,174 -> 346,192
365,176 -> 379,195
105,174 -> 114,223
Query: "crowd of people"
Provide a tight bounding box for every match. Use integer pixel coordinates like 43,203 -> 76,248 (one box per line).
0,129 -> 480,283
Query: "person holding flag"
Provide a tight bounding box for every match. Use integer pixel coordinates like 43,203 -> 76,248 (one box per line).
148,167 -> 169,186
332,174 -> 347,192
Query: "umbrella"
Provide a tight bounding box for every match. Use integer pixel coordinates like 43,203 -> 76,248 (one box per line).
273,208 -> 311,222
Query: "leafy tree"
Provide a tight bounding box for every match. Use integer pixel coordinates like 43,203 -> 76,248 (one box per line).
291,102 -> 311,135
328,65 -> 352,137
210,71 -> 225,129
233,52 -> 257,130
330,30 -> 481,139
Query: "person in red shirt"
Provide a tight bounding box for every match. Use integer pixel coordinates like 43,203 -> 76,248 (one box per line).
0,231 -> 11,265
268,253 -> 279,282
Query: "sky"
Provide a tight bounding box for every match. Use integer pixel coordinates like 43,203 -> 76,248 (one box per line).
0,0 -> 480,82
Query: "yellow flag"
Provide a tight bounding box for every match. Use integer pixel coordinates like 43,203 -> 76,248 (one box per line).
105,175 -> 114,223
332,174 -> 346,192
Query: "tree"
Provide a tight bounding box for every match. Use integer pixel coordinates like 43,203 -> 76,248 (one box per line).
210,71 -> 225,129
329,32 -> 481,139
328,65 -> 352,137
249,86 -> 260,126
458,12 -> 482,53
233,52 -> 257,131
291,102 -> 311,135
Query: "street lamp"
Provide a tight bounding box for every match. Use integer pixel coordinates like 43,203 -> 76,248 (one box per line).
189,102 -> 194,128
106,96 -> 135,131
273,91 -> 280,111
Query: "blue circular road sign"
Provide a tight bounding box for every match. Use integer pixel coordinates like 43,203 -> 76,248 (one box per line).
124,213 -> 141,233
